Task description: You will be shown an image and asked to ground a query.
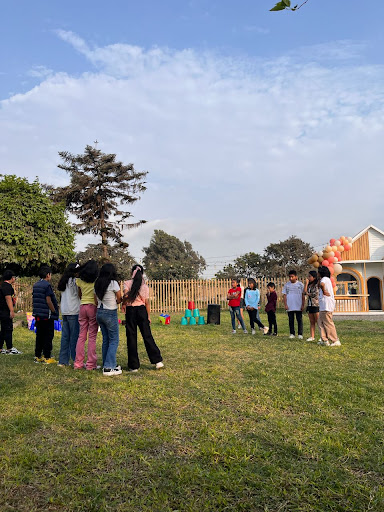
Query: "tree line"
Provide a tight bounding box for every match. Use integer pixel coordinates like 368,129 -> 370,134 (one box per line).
0,145 -> 312,280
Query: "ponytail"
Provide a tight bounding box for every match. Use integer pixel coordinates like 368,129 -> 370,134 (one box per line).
127,264 -> 144,302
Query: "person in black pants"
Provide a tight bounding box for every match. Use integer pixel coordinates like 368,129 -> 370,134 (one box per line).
265,282 -> 278,336
0,270 -> 22,354
122,265 -> 163,372
282,270 -> 305,339
32,266 -> 59,363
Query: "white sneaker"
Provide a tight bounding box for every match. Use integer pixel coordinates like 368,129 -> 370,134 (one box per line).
128,368 -> 139,372
263,326 -> 269,334
155,361 -> 164,369
289,334 -> 295,339
259,327 -> 263,331
251,329 -> 256,335
237,324 -> 241,329
7,347 -> 22,354
1,348 -> 7,354
318,340 -> 330,346
329,340 -> 341,347
306,337 -> 315,342
103,367 -> 122,376
232,330 -> 237,334
243,329 -> 248,334
298,335 -> 303,340
318,338 -> 322,342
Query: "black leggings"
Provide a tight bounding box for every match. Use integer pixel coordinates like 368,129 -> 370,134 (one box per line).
125,306 -> 162,370
247,309 -> 264,330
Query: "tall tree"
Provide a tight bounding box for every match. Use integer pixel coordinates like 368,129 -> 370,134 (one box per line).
76,243 -> 135,281
215,252 -> 266,279
54,145 -> 147,259
0,174 -> 75,275
143,230 -> 206,280
263,235 -> 313,277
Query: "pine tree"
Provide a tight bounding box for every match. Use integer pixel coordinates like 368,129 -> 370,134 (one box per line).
54,145 -> 147,258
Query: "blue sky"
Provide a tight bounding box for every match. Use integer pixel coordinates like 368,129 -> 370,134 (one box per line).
1,1 -> 384,275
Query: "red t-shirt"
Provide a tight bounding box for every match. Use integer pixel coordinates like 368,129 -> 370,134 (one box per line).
228,286 -> 241,307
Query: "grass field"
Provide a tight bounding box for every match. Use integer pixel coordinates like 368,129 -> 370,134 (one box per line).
1,311 -> 383,512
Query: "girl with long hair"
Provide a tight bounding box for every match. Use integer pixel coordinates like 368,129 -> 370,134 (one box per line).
123,264 -> 164,372
317,266 -> 340,347
74,260 -> 99,370
95,263 -> 122,376
304,270 -> 319,342
244,278 -> 269,335
58,263 -> 80,366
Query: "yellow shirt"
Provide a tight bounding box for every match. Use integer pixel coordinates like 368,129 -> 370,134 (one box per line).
76,278 -> 95,305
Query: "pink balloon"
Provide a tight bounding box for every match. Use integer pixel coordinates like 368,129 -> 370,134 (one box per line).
344,243 -> 351,251
322,260 -> 330,267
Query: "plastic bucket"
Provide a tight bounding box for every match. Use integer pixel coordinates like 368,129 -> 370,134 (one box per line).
180,317 -> 188,325
197,316 -> 205,325
189,317 -> 196,325
185,309 -> 192,317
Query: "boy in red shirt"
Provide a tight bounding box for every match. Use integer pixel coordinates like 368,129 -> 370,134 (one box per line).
227,279 -> 248,334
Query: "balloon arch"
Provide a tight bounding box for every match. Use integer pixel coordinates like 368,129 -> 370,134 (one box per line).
307,236 -> 353,293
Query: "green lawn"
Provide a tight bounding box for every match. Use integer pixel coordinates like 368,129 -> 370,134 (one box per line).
1,312 -> 383,512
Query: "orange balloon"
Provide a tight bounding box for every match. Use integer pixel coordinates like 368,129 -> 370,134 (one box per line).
329,266 -> 335,275
333,286 -> 338,294
340,236 -> 346,242
325,245 -> 332,252
331,245 -> 337,252
344,243 -> 351,251
323,252 -> 330,260
330,238 -> 336,245
313,261 -> 320,268
328,256 -> 336,263
318,256 -> 324,263
339,245 -> 344,252
322,260 -> 330,267
334,251 -> 341,259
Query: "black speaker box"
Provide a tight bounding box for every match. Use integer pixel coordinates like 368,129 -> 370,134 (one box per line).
207,304 -> 221,325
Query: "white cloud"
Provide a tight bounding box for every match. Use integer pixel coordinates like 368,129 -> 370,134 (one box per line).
1,34 -> 383,275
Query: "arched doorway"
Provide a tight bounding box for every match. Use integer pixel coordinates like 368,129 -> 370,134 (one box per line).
367,278 -> 382,310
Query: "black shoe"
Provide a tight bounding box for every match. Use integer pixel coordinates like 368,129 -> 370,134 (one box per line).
273,332 -> 278,336
264,331 -> 272,336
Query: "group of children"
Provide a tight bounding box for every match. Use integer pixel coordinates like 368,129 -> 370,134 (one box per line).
0,262 -> 164,376
227,267 -> 340,346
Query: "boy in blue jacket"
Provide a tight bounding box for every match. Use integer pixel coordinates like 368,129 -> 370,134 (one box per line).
32,266 -> 59,363
244,278 -> 269,335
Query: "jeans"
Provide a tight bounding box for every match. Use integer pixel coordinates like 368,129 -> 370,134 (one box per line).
229,306 -> 246,330
97,307 -> 119,369
288,311 -> 303,335
125,305 -> 163,370
59,314 -> 79,365
0,315 -> 13,350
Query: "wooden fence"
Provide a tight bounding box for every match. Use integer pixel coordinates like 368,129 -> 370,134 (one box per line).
13,277 -> 370,314
14,278 -> 288,314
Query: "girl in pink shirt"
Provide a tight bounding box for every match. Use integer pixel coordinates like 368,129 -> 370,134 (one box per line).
122,264 -> 164,372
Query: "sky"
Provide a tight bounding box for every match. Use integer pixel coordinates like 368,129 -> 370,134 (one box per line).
1,0 -> 384,277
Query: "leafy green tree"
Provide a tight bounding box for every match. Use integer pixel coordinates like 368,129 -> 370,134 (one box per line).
143,230 -> 206,280
215,252 -> 266,279
0,174 -> 75,275
76,243 -> 135,280
263,235 -> 313,277
53,145 -> 147,259
270,0 -> 309,11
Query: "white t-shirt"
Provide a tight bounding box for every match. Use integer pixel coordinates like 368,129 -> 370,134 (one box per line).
319,277 -> 335,312
97,280 -> 120,310
60,278 -> 80,315
282,281 -> 304,311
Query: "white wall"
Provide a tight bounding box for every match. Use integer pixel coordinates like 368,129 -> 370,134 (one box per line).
369,228 -> 384,260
